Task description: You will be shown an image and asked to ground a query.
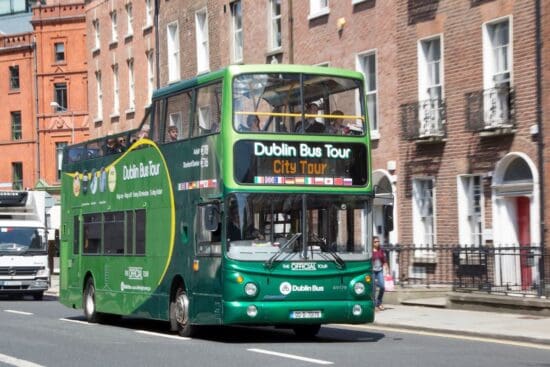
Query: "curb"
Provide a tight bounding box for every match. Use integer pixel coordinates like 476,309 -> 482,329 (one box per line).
372,322 -> 550,346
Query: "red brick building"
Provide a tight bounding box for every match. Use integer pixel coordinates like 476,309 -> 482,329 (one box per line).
0,0 -> 88,192
85,0 -> 156,137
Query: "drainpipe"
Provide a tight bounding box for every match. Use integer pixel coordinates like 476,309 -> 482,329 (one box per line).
534,0 -> 545,296
287,0 -> 294,64
154,0 -> 160,89
33,36 -> 41,185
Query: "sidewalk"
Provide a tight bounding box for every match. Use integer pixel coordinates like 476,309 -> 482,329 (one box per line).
374,304 -> 550,345
45,274 -> 550,345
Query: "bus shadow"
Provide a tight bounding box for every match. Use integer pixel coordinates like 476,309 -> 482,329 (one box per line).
61,315 -> 385,343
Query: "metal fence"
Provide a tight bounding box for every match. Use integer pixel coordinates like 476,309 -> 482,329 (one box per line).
383,244 -> 549,297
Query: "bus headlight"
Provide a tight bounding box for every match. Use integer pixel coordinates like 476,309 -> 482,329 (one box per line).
353,282 -> 365,295
244,282 -> 258,297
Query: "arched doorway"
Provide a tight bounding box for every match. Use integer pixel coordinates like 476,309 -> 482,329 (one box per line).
492,153 -> 540,290
373,170 -> 397,245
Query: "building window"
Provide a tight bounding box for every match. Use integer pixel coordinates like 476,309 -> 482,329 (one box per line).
126,3 -> 133,37
167,22 -> 180,82
96,71 -> 102,118
9,65 -> 19,90
418,36 -> 443,137
145,0 -> 153,28
195,9 -> 209,73
127,59 -> 135,110
412,178 -> 435,248
54,83 -> 68,111
111,11 -> 118,43
12,162 -> 23,190
268,0 -> 282,51
483,18 -> 511,127
147,52 -> 154,103
56,142 -> 68,180
93,19 -> 100,50
54,42 -> 65,63
357,52 -> 378,135
112,64 -> 119,115
11,111 -> 22,140
309,0 -> 329,19
458,175 -> 484,246
231,1 -> 243,63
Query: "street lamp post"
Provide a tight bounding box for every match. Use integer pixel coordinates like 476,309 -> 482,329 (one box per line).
50,101 -> 74,144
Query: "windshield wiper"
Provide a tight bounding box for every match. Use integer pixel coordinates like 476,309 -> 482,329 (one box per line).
324,248 -> 345,269
265,232 -> 302,269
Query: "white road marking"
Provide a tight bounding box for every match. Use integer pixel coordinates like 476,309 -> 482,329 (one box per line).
0,352 -> 45,367
337,324 -> 550,351
4,310 -> 33,316
59,318 -> 92,325
247,348 -> 333,365
135,330 -> 190,340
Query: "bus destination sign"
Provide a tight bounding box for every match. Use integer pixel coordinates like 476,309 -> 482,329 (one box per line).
234,140 -> 368,186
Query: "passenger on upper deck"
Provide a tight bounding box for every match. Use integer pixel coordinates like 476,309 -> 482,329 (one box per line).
294,102 -> 325,133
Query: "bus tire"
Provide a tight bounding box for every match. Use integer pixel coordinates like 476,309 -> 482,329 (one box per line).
170,286 -> 195,337
83,278 -> 99,323
292,324 -> 321,338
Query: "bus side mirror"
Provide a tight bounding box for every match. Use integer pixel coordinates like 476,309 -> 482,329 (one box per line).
204,204 -> 219,232
383,205 -> 394,233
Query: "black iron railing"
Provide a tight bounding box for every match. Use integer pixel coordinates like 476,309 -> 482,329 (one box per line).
383,244 -> 548,297
401,98 -> 447,141
465,86 -> 516,132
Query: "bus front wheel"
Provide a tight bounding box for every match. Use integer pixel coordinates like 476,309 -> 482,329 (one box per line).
170,286 -> 195,337
83,278 -> 99,323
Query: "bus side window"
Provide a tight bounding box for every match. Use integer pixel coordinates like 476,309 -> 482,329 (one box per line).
196,204 -> 221,256
165,91 -> 192,142
192,81 -> 222,137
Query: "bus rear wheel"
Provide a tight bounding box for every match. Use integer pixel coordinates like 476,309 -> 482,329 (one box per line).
292,324 -> 321,338
170,287 -> 195,337
83,278 -> 99,323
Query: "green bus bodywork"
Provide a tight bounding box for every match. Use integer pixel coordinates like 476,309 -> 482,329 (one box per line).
60,64 -> 375,336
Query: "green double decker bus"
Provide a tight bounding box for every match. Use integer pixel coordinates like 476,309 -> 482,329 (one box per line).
60,64 -> 379,337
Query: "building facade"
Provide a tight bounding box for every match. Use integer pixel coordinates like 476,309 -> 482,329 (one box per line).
85,0 -> 156,137
33,1 -> 89,188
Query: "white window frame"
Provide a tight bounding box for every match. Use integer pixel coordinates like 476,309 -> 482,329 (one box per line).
112,64 -> 119,116
145,0 -> 153,28
412,177 -> 435,252
231,1 -> 243,63
482,16 -> 513,128
457,175 -> 485,246
127,58 -> 135,111
356,50 -> 378,139
95,70 -> 103,120
111,11 -> 118,43
147,51 -> 154,104
195,9 -> 210,74
417,35 -> 444,137
93,19 -> 100,50
167,21 -> 181,83
126,2 -> 133,37
268,0 -> 282,51
309,0 -> 329,20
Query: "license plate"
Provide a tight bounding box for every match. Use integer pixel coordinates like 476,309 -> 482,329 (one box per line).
0,281 -> 22,286
290,310 -> 322,319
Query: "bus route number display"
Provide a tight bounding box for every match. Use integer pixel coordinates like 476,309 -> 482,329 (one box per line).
234,140 -> 368,186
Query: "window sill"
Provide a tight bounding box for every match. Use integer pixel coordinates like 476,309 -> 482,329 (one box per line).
142,24 -> 153,33
110,113 -> 120,119
93,117 -> 103,124
370,130 -> 380,141
124,33 -> 134,42
125,108 -> 135,116
308,8 -> 330,20
265,48 -> 283,57
196,68 -> 210,76
92,47 -> 100,56
8,89 -> 21,95
109,40 -> 118,48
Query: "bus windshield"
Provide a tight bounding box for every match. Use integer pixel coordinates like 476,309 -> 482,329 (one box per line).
226,193 -> 371,262
233,73 -> 364,135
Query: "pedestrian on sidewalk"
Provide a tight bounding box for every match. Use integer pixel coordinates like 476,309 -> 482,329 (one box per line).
373,236 -> 389,311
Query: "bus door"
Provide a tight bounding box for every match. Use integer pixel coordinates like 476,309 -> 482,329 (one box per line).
61,213 -> 82,305
191,203 -> 222,324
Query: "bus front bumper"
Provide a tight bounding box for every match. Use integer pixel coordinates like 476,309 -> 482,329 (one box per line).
223,300 -> 374,325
